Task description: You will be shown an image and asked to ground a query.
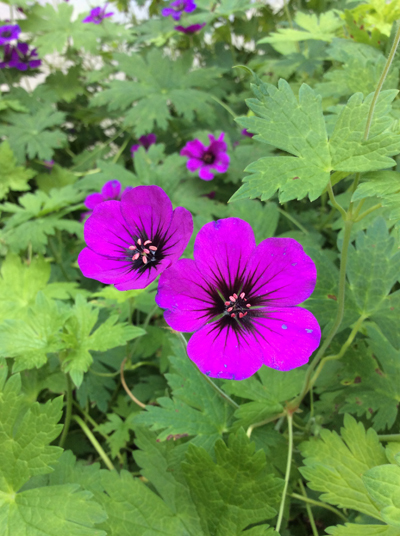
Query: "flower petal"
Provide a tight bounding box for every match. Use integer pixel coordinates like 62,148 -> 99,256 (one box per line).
162,206 -> 193,261
84,201 -> 133,256
156,258 -> 214,332
180,139 -> 206,159
187,322 -> 264,380
198,166 -> 214,181
187,158 -> 203,172
121,185 -> 173,241
214,152 -> 230,173
245,237 -> 317,306
78,247 -> 133,285
194,218 -> 256,290
251,306 -> 321,370
84,193 -> 104,210
101,179 -> 121,200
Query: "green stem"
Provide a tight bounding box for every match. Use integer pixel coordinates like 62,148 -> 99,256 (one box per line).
290,219 -> 354,409
277,208 -> 309,235
290,492 -> 348,523
378,434 -> 400,442
112,136 -> 131,163
210,95 -> 237,118
355,203 -> 382,222
276,413 -> 294,533
71,128 -> 126,170
327,179 -> 347,220
59,374 -> 73,448
299,480 -> 319,536
246,412 -> 286,438
176,332 -> 239,410
72,415 -> 116,470
364,22 -> 400,141
49,239 -> 71,281
90,361 -> 158,377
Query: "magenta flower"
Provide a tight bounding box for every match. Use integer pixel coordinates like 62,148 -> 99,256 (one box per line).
174,23 -> 206,33
156,218 -> 321,380
130,134 -> 157,155
43,160 -> 54,170
161,0 -> 196,21
180,132 -> 230,181
82,5 -> 114,24
241,128 -> 254,138
0,24 -> 20,45
78,185 -> 193,290
0,43 -> 41,71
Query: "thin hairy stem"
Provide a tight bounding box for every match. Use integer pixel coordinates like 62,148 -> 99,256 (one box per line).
276,413 -> 294,533
355,203 -> 382,222
73,415 -> 115,470
299,480 -> 319,536
112,135 -> 131,163
120,357 -> 147,409
176,331 -> 239,409
246,412 -> 286,438
290,492 -> 348,523
327,180 -> 347,219
378,434 -> 400,442
277,208 -> 309,234
210,96 -> 237,118
59,374 -> 73,448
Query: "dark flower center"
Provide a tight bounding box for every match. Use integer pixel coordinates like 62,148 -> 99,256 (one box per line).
224,291 -> 252,320
127,237 -> 159,270
2,31 -> 12,37
202,151 -> 215,164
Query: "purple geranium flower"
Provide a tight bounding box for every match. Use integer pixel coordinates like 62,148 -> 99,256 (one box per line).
84,179 -> 122,211
241,128 -> 254,138
162,0 -> 196,21
43,160 -> 54,170
0,24 -> 20,45
82,5 -> 114,24
156,218 -> 321,380
174,23 -> 206,33
78,185 -> 193,290
130,134 -> 157,155
180,132 -> 230,181
1,43 -> 41,71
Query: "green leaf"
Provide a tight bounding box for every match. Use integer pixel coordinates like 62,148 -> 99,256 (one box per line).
0,292 -> 70,372
46,67 -> 85,103
258,10 -> 342,45
299,414 -> 387,519
227,199 -> 279,243
182,429 -> 283,535
352,171 -> 400,227
90,50 -> 222,136
346,217 -> 400,317
0,141 -> 36,200
235,79 -> 331,203
0,370 -> 63,492
134,337 -> 232,443
327,524 -> 400,535
61,295 -> 145,387
329,90 -> 400,172
96,413 -> 137,458
0,108 -> 67,162
363,464 -> 400,527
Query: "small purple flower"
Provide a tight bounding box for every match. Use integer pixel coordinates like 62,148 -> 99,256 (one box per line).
0,24 -> 20,46
82,5 -> 114,24
180,132 -> 230,181
130,134 -> 157,155
78,185 -> 193,290
162,0 -> 196,21
156,218 -> 321,380
84,180 -> 122,211
241,128 -> 254,138
174,23 -> 206,34
1,43 -> 41,71
43,160 -> 54,169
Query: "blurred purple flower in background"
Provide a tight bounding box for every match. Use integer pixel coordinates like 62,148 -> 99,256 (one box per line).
0,24 -> 20,45
130,134 -> 157,155
162,0 -> 196,21
0,43 -> 41,70
43,160 -> 55,170
157,218 -> 321,380
78,185 -> 193,290
82,5 -> 114,24
180,132 -> 230,181
84,180 -> 123,211
175,23 -> 206,34
241,128 -> 254,138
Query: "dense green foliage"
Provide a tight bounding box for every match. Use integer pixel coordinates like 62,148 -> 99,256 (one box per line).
1,0 -> 400,534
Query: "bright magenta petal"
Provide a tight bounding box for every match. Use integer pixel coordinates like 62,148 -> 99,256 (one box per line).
156,258 -> 214,332
84,201 -> 132,256
78,247 -> 133,285
194,218 -> 256,289
245,237 -> 317,307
